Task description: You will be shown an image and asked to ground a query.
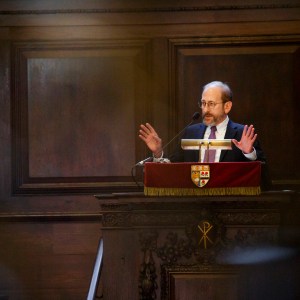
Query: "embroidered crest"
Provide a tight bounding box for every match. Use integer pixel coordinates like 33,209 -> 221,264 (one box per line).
191,165 -> 210,187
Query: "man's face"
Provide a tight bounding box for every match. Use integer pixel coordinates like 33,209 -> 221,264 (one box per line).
200,87 -> 232,126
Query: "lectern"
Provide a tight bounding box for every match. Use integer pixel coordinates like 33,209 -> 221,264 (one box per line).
95,162 -> 298,299
181,138 -> 232,162
143,162 -> 261,196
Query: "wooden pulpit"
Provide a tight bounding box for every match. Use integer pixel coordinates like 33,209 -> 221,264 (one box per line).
95,163 -> 299,300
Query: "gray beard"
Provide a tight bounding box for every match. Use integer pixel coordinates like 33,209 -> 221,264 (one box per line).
202,113 -> 226,126
202,115 -> 217,126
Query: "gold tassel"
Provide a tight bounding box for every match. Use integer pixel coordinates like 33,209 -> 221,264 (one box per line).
144,186 -> 261,196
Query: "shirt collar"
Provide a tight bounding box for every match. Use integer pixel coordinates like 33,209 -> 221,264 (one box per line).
209,116 -> 229,132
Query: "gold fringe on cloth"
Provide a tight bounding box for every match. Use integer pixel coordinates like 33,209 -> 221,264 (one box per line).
144,186 -> 261,196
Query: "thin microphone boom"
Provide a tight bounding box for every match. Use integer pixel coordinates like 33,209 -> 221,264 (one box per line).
160,112 -> 200,155
135,156 -> 153,166
135,112 -> 200,166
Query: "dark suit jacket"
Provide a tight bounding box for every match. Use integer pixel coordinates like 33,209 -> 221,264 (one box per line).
168,119 -> 270,189
169,119 -> 266,163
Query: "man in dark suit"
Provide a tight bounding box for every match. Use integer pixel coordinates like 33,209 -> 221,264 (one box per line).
139,81 -> 266,164
170,119 -> 266,163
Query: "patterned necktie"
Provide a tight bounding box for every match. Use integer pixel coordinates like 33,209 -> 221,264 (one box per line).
204,126 -> 217,163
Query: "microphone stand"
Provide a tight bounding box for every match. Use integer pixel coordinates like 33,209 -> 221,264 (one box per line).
131,112 -> 201,188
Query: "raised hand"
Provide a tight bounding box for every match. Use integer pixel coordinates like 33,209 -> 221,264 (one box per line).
232,125 -> 257,154
139,123 -> 163,157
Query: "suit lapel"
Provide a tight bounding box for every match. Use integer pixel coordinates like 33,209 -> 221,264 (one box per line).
220,120 -> 239,161
224,121 -> 239,139
186,124 -> 206,162
187,123 -> 206,138
198,124 -> 207,138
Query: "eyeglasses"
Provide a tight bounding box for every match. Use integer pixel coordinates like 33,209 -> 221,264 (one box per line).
198,100 -> 225,109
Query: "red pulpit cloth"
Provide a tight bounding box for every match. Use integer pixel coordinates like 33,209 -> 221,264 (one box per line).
144,162 -> 261,196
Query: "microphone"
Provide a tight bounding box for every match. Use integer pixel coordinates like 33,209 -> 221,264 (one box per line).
135,156 -> 153,166
135,112 -> 200,166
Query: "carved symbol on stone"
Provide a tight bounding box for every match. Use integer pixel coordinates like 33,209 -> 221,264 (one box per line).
198,221 -> 213,249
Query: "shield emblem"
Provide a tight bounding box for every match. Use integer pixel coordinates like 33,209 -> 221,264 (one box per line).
191,165 -> 210,187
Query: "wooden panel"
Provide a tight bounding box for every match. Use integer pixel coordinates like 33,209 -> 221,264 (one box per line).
170,271 -> 238,300
0,221 -> 101,299
170,37 -> 300,186
11,40 -> 151,194
98,192 -> 300,300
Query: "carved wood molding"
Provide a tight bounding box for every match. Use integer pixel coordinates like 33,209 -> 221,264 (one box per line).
0,212 -> 100,222
216,212 -> 280,225
102,210 -> 280,227
1,4 -> 299,15
138,208 -> 279,299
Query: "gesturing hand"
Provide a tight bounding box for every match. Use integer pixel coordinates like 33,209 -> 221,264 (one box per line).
232,125 -> 257,154
139,123 -> 163,157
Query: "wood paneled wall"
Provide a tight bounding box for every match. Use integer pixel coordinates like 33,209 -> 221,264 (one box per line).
0,1 -> 299,298
0,218 -> 101,299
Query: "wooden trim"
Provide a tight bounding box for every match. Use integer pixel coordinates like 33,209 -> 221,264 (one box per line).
0,212 -> 101,222
1,3 -> 299,15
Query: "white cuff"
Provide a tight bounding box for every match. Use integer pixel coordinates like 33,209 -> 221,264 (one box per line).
153,151 -> 164,162
243,148 -> 257,161
153,151 -> 170,163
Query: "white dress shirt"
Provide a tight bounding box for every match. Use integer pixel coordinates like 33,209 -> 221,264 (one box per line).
154,116 -> 257,163
201,116 -> 257,162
